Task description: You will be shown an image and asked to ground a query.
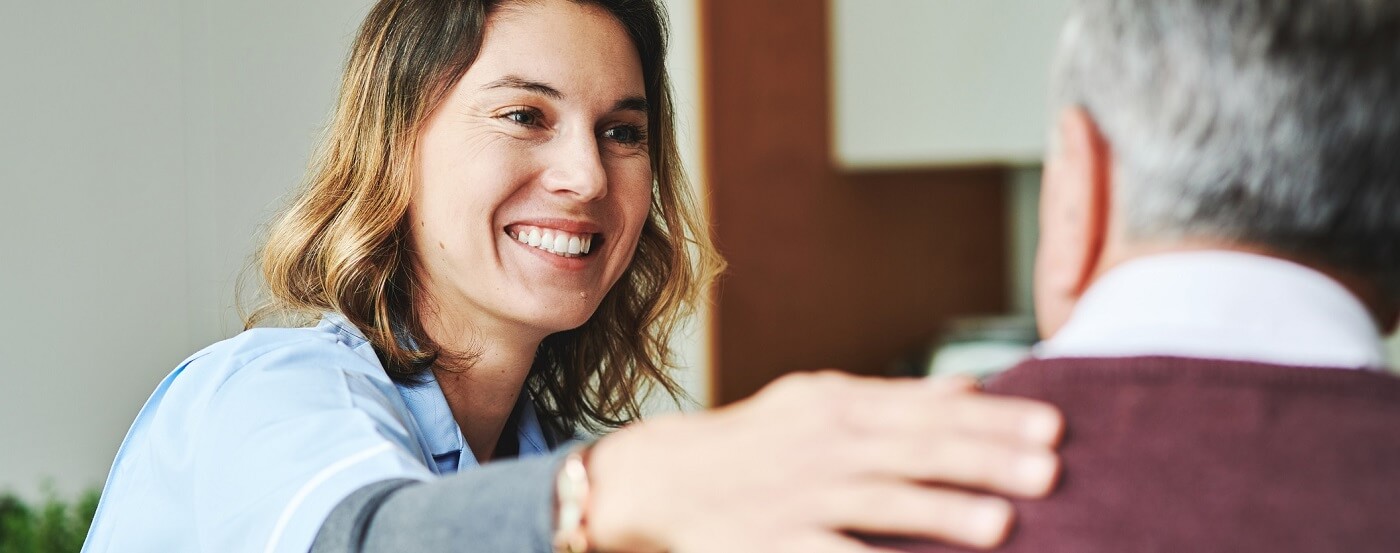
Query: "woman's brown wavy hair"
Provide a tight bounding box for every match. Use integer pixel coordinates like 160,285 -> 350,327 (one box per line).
244,0 -> 723,434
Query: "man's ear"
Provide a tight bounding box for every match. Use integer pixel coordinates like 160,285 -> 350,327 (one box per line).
1033,108 -> 1113,338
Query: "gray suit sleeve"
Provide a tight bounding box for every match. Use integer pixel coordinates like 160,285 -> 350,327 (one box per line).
310,449 -> 571,553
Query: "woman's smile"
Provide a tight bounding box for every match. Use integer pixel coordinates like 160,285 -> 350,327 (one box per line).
502,220 -> 609,274
505,221 -> 603,260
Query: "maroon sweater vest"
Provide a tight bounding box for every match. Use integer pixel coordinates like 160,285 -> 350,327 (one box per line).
897,356 -> 1400,553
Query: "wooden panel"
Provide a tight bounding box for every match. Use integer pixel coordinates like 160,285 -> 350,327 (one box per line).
702,0 -> 1010,405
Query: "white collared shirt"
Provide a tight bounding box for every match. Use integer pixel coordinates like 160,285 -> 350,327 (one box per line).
1036,251 -> 1389,369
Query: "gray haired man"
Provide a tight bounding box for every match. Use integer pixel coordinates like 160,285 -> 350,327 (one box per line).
898,0 -> 1400,551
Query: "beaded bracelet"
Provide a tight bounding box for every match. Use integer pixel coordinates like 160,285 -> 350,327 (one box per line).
553,444 -> 595,553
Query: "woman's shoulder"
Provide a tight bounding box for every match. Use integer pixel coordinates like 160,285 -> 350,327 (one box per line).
170,314 -> 391,398
93,316 -> 433,553
193,315 -> 375,366
134,315 -> 415,453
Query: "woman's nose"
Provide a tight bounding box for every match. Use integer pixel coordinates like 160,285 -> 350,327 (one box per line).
541,133 -> 608,201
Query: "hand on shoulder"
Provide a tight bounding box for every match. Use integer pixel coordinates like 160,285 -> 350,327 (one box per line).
584,371 -> 1064,552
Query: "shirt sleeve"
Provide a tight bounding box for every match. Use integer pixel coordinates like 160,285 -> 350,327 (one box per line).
310,449 -> 570,553
190,338 -> 436,553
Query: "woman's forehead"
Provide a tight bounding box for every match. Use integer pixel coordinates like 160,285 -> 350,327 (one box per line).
464,0 -> 646,103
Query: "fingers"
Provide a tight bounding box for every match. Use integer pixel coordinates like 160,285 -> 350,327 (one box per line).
814,482 -> 1015,550
771,533 -> 908,553
673,527 -> 910,553
760,371 -> 1063,496
809,375 -> 1062,497
922,374 -> 980,394
884,393 -> 1064,448
787,371 -> 1063,448
856,432 -> 1060,497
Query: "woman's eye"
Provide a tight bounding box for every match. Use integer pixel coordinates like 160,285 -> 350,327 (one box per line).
502,110 -> 540,126
603,124 -> 646,146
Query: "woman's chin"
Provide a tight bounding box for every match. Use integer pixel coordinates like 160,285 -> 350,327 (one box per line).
516,303 -> 601,337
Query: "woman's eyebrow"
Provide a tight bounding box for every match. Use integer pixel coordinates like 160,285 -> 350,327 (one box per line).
483,75 -> 563,99
613,96 -> 649,115
482,74 -> 648,114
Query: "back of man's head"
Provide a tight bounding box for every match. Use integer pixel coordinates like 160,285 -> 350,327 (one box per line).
1052,0 -> 1400,300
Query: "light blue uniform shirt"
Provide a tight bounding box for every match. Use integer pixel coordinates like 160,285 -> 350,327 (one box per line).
83,315 -> 552,553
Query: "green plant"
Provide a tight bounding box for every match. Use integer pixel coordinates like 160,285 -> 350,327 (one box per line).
0,489 -> 99,553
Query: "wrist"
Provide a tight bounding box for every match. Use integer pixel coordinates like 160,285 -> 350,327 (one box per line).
582,428 -> 668,553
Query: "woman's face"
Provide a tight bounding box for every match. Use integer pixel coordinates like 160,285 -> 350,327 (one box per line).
411,0 -> 652,340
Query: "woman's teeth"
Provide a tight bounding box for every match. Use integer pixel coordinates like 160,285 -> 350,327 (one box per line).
510,226 -> 594,258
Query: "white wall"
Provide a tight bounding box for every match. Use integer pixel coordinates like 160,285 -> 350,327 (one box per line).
1,0 -> 193,502
0,0 -> 378,501
0,0 -> 709,500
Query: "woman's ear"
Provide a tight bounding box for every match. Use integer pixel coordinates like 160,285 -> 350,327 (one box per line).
1033,108 -> 1113,338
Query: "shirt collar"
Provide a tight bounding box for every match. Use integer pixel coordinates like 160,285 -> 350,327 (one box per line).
320,312 -> 552,472
319,311 -> 369,343
394,369 -> 553,473
1036,251 -> 1389,369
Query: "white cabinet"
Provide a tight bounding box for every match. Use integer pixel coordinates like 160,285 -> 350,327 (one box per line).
831,0 -> 1071,169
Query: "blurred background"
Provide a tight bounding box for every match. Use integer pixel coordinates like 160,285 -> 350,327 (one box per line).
2,0 -> 1397,506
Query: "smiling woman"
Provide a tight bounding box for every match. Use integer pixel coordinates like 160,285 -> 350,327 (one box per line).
80,1 -> 1064,552
404,1 -> 672,459
250,0 -> 698,445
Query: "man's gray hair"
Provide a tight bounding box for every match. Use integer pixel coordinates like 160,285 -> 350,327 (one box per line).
1053,0 -> 1400,297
